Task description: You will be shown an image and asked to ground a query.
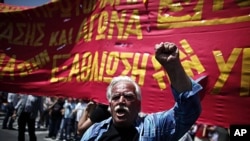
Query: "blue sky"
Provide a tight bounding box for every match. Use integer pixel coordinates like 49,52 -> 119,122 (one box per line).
4,0 -> 50,6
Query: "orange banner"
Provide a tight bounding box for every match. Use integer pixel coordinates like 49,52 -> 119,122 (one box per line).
0,0 -> 250,128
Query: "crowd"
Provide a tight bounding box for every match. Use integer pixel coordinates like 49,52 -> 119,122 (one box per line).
0,91 -> 113,141
1,93 -> 230,141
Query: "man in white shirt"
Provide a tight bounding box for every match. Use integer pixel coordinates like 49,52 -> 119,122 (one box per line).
13,94 -> 43,141
2,92 -> 19,130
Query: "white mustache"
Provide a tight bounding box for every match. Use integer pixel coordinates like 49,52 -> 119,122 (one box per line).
114,105 -> 129,112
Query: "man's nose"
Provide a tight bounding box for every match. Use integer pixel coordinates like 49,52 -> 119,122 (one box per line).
118,95 -> 126,103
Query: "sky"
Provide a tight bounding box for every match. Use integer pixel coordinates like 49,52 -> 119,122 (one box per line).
4,0 -> 50,6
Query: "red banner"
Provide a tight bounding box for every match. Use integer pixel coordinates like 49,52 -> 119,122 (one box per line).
0,0 -> 250,128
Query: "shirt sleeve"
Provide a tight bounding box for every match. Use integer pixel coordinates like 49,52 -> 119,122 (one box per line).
171,78 -> 202,140
145,78 -> 202,140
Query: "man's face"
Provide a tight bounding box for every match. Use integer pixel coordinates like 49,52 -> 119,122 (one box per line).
109,81 -> 141,127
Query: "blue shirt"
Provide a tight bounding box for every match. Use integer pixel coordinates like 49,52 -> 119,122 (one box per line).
63,101 -> 75,118
81,79 -> 202,141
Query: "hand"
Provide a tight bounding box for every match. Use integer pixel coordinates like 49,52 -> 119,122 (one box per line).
85,101 -> 96,116
12,113 -> 17,120
155,42 -> 179,66
155,42 -> 191,92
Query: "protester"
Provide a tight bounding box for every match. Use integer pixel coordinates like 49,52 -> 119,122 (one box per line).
0,91 -> 8,113
179,132 -> 193,141
44,96 -> 64,140
13,94 -> 43,141
58,97 -> 76,141
194,124 -> 210,141
72,99 -> 88,141
77,101 -> 110,136
2,92 -> 19,130
189,124 -> 198,140
80,42 -> 203,141
208,125 -> 230,141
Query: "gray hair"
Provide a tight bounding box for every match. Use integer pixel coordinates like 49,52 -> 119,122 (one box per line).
106,76 -> 142,102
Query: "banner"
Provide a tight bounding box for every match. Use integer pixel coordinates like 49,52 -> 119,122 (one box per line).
1,0 -> 250,128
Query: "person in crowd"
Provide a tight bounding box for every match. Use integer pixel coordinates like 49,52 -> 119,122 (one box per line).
0,91 -> 8,113
58,97 -> 76,141
12,94 -> 43,141
2,92 -> 19,130
44,96 -> 65,140
72,98 -> 88,141
179,132 -> 193,141
77,101 -> 111,136
194,123 -> 210,141
80,42 -> 203,140
189,124 -> 198,140
207,125 -> 230,141
38,96 -> 53,129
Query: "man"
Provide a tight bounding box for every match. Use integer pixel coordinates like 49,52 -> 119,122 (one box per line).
77,101 -> 110,136
13,94 -> 43,141
58,97 -> 76,141
44,96 -> 64,140
81,42 -> 202,141
2,92 -> 19,130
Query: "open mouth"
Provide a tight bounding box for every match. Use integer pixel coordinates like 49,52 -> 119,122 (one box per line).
116,108 -> 127,117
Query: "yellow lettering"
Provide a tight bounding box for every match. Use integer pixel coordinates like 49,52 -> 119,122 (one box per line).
33,23 -> 45,46
46,3 -> 59,18
79,52 -> 92,81
240,48 -> 250,96
131,53 -> 148,85
96,11 -> 109,40
182,55 -> 205,77
1,55 -> 16,80
37,50 -> 50,67
99,0 -> 119,8
49,31 -> 59,46
60,0 -> 72,17
151,56 -> 167,90
212,48 -> 242,94
86,14 -> 98,42
0,23 -> 13,43
75,19 -> 87,42
68,54 -> 80,81
82,0 -> 97,14
76,14 -> 97,42
49,28 -> 73,46
13,23 -> 25,45
0,53 -> 6,69
59,29 -> 68,45
179,39 -> 205,76
17,63 -> 28,77
99,51 -> 108,81
108,10 -> 126,39
24,23 -> 35,46
157,0 -> 202,28
90,52 -> 99,81
123,10 -> 142,40
120,52 -> 133,76
106,52 -> 119,75
50,54 -> 70,83
212,0 -> 224,11
237,1 -> 250,7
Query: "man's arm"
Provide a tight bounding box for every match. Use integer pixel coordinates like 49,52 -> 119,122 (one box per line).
155,42 -> 202,140
155,42 -> 191,93
77,101 -> 96,135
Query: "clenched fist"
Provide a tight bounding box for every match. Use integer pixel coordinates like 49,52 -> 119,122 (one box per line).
155,42 -> 180,68
154,42 -> 191,92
